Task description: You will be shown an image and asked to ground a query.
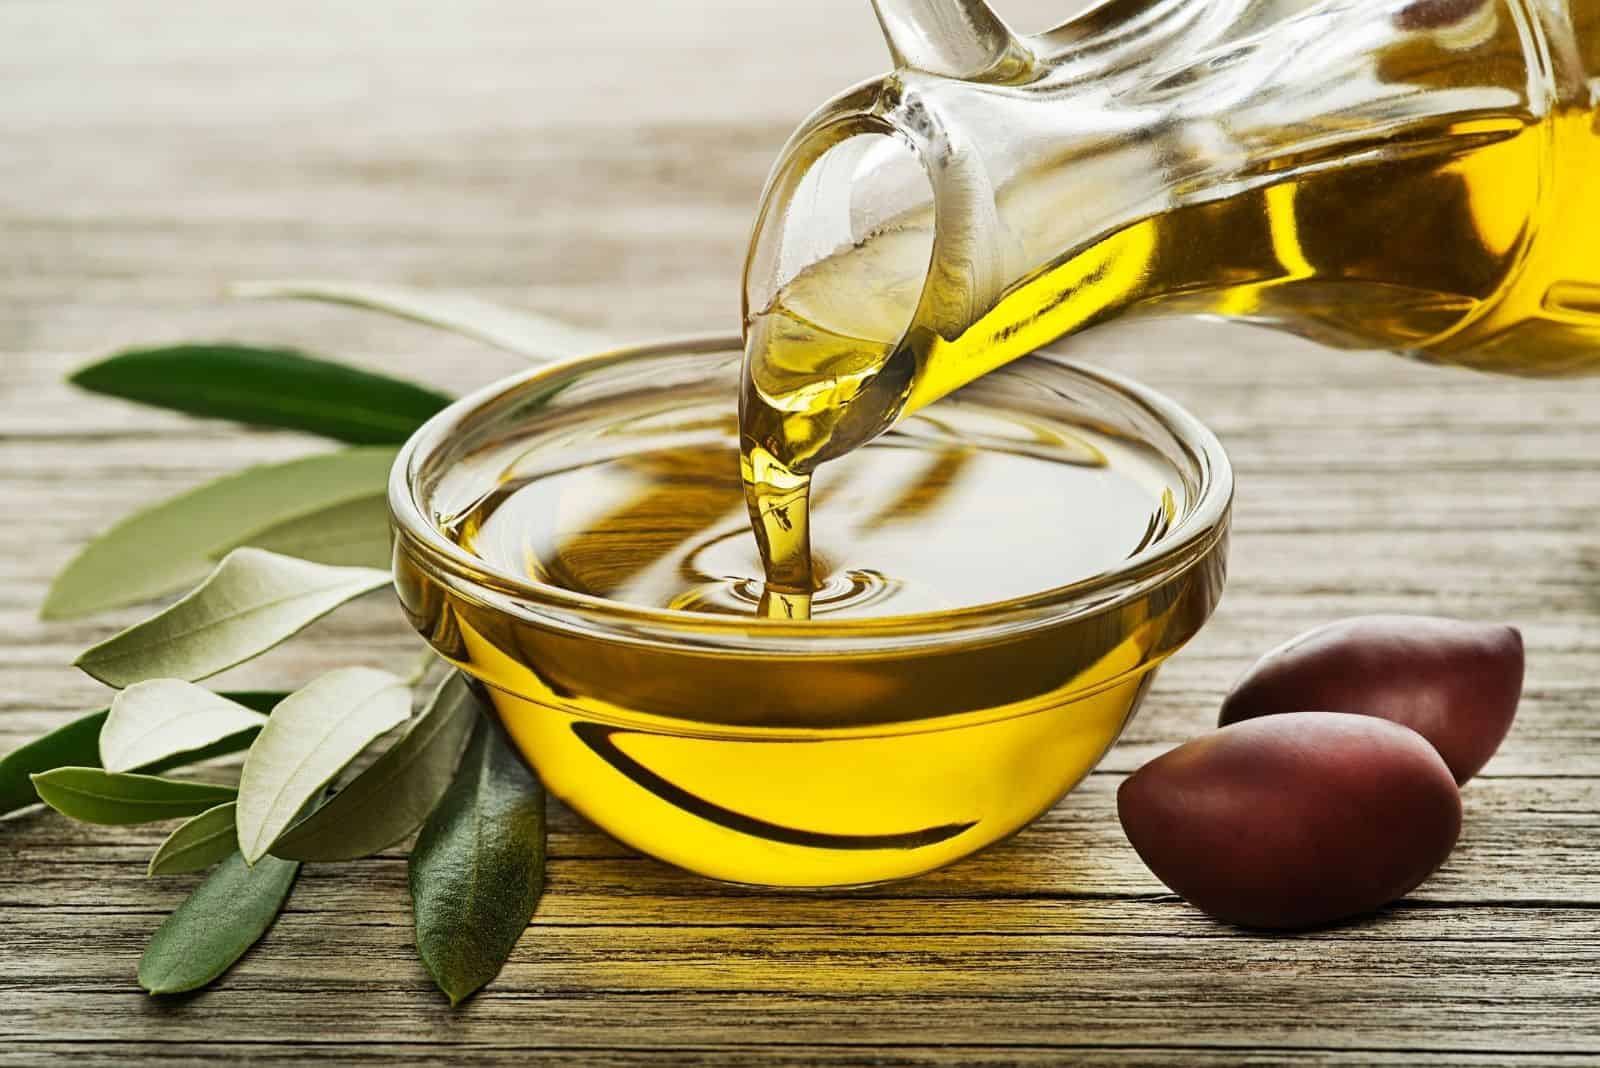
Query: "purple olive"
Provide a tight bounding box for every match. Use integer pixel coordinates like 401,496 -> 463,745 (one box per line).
1219,615 -> 1523,784
1118,712 -> 1461,929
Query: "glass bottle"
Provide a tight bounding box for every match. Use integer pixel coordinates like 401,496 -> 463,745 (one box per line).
740,0 -> 1600,474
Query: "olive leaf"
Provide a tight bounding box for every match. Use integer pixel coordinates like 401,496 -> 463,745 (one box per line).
139,851 -> 300,995
0,711 -> 107,817
235,667 -> 411,864
30,769 -> 236,825
135,691 -> 286,773
148,802 -> 239,876
271,671 -> 478,862
214,493 -> 393,571
75,549 -> 392,688
0,692 -> 284,819
410,714 -> 545,1006
42,447 -> 396,621
100,681 -> 269,774
232,279 -> 608,361
69,343 -> 451,444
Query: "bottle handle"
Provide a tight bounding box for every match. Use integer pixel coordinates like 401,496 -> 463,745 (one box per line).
868,0 -> 1036,81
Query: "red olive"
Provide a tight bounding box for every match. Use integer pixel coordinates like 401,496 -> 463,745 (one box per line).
1219,615 -> 1523,784
1118,712 -> 1461,929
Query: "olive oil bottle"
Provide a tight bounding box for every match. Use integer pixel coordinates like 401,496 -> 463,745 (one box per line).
739,0 -> 1600,602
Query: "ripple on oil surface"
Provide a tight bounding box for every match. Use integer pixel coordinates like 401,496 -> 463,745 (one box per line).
455,407 -> 1179,619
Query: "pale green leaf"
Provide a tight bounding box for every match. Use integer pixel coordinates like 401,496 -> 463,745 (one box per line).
30,768 -> 236,825
231,279 -> 609,361
148,802 -> 239,875
271,672 -> 479,862
235,667 -> 411,864
42,447 -> 396,621
75,549 -> 391,688
100,680 -> 269,773
213,493 -> 393,570
139,851 -> 299,994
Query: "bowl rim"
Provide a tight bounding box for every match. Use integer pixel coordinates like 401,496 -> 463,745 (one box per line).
389,333 -> 1233,655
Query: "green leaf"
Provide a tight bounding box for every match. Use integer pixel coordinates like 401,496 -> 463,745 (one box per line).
140,691 -> 290,774
135,691 -> 283,776
232,280 -> 608,361
42,447 -> 396,621
409,715 -> 545,1006
69,343 -> 451,444
30,768 -> 236,825
75,549 -> 391,688
214,493 -> 393,571
235,667 -> 410,864
212,692 -> 289,716
0,692 -> 285,819
148,802 -> 238,876
272,672 -> 479,862
100,681 -> 269,774
0,711 -> 107,817
139,850 -> 300,994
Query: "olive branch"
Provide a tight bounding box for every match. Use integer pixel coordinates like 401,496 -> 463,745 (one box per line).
1,283 -> 601,1004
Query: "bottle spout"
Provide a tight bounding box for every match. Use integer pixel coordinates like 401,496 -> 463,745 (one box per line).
869,0 -> 1035,81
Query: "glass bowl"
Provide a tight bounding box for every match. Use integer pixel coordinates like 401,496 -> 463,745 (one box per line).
390,335 -> 1231,888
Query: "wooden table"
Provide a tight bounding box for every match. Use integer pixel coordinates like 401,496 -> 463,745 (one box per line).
4,1 -> 1598,1063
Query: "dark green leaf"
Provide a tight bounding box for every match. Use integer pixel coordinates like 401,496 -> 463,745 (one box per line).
70,343 -> 451,444
148,802 -> 238,876
0,692 -> 286,820
272,672 -> 478,862
75,549 -> 392,687
139,851 -> 300,994
409,714 -> 545,1005
30,768 -> 236,825
42,447 -> 396,621
0,711 -> 107,818
218,692 -> 289,715
232,280 -> 608,361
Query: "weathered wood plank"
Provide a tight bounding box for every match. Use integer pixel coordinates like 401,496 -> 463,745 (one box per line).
1,978 -> 1597,1056
1,1048 -> 1586,1068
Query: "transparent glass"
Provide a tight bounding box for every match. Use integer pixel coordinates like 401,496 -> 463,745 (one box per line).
742,0 -> 1600,473
390,337 -> 1231,888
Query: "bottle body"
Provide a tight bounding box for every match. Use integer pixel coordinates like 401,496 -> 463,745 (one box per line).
902,98 -> 1600,389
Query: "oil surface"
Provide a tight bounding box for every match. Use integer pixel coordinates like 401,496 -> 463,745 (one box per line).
740,104 -> 1600,600
454,406 -> 1178,621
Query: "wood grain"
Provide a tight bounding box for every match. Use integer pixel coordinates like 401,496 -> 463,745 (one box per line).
3,0 -> 1599,1063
